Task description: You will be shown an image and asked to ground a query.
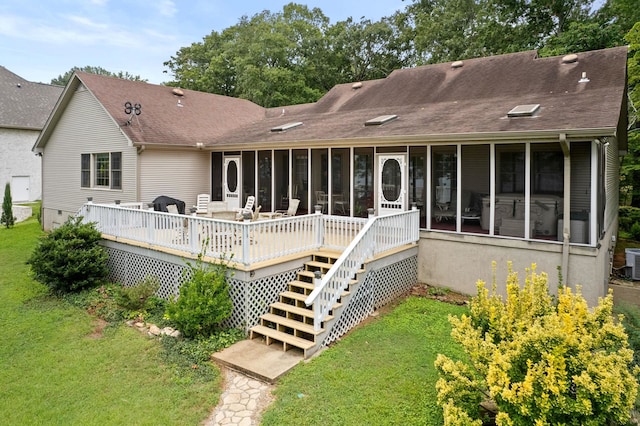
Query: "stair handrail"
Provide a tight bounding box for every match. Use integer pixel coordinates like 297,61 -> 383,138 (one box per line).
305,208 -> 420,331
305,218 -> 377,331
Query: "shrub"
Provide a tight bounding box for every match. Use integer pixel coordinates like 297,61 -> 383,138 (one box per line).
1,182 -> 14,228
28,216 -> 109,293
631,222 -> 640,242
619,206 -> 640,235
165,256 -> 233,338
435,262 -> 639,426
117,275 -> 161,311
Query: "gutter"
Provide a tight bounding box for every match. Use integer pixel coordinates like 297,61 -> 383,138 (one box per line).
195,127 -> 617,151
560,133 -> 571,286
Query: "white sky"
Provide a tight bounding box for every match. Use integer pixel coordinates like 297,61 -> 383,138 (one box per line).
0,0 -> 405,85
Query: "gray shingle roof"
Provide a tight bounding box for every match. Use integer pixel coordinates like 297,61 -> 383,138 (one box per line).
220,46 -> 628,146
37,46 -> 628,150
75,72 -> 266,146
0,66 -> 63,130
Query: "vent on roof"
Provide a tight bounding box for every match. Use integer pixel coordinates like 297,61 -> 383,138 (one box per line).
507,104 -> 540,117
562,54 -> 578,64
451,60 -> 464,69
365,114 -> 398,126
271,121 -> 303,132
172,88 -> 184,96
352,82 -> 363,90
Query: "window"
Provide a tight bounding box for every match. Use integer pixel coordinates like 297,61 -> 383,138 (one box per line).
81,154 -> 90,188
111,152 -> 122,190
531,149 -> 562,195
81,152 -> 122,190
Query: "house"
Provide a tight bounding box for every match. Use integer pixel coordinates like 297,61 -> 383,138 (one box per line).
34,46 -> 628,309
0,66 -> 62,202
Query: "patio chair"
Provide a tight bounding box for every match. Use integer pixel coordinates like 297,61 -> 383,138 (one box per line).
194,193 -> 210,214
235,195 -> 255,219
315,191 -> 328,213
274,198 -> 300,217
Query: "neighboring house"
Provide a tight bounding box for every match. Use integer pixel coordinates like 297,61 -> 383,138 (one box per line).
0,66 -> 62,202
34,46 -> 628,305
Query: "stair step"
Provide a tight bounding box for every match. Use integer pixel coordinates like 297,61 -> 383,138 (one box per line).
305,260 -> 335,270
250,325 -> 316,354
261,313 -> 323,335
297,270 -> 320,281
270,301 -> 334,323
280,290 -> 308,302
289,280 -> 315,293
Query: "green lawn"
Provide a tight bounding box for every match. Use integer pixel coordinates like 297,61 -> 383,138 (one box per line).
261,297 -> 468,425
1,216 -> 468,425
0,218 -> 221,425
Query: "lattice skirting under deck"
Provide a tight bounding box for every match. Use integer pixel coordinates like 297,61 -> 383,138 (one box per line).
322,255 -> 417,346
104,243 -> 301,333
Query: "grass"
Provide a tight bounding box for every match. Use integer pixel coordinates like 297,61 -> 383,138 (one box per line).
261,297 -> 468,425
1,213 -> 469,425
0,217 -> 221,425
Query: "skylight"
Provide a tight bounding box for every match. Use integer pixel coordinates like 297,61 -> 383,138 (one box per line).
365,114 -> 398,126
507,104 -> 540,117
271,122 -> 303,132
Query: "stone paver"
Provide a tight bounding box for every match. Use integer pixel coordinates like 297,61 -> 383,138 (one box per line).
205,368 -> 275,426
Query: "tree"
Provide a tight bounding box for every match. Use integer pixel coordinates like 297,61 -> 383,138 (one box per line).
404,0 -> 596,63
621,22 -> 640,205
164,3 -> 412,107
1,182 -> 14,228
50,66 -> 147,86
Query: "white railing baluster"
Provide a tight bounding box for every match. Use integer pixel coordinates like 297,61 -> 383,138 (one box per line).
77,204 -> 418,298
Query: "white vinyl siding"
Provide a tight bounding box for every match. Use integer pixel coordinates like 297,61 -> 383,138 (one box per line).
41,86 -> 137,216
138,150 -> 210,207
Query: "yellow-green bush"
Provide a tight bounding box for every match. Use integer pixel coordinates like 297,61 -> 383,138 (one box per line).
435,262 -> 639,426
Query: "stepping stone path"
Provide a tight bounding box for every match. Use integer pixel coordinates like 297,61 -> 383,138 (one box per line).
205,368 -> 274,426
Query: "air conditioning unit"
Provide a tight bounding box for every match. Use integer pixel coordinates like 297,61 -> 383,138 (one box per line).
625,248 -> 640,280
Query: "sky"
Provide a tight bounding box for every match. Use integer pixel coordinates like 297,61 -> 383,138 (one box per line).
0,0 -> 406,85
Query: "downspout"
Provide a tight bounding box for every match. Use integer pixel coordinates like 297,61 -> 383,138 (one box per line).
559,134 -> 571,286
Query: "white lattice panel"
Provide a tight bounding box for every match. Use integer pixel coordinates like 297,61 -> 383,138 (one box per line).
372,256 -> 417,309
221,269 -> 299,332
106,242 -> 416,343
106,244 -> 301,333
106,247 -> 185,299
322,255 -> 417,347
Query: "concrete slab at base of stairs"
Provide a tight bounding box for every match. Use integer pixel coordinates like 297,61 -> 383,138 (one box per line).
212,339 -> 304,384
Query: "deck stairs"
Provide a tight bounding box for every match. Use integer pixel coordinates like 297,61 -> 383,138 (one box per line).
249,251 -> 364,358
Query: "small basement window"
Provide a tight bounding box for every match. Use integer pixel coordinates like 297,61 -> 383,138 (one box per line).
365,114 -> 398,126
507,104 -> 540,117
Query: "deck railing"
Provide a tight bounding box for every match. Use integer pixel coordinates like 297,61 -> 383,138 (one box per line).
78,203 -> 419,331
305,208 -> 420,330
77,203 -> 371,266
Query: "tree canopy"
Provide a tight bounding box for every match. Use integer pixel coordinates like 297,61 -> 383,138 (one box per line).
50,66 -> 146,86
